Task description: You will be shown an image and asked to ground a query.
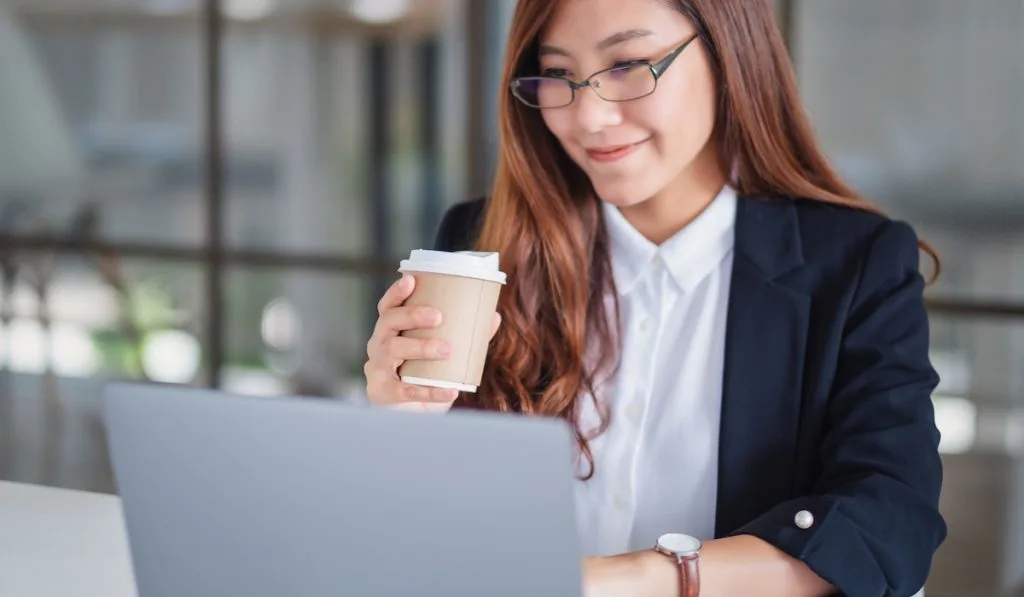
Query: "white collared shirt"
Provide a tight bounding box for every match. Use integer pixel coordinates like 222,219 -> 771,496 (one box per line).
573,185 -> 737,557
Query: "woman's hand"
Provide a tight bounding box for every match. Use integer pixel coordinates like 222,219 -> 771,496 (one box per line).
363,274 -> 500,411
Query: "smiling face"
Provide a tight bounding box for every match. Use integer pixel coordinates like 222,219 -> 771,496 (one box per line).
535,0 -> 721,208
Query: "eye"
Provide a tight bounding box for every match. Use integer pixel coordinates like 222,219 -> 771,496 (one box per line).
606,62 -> 648,79
611,59 -> 648,70
541,67 -> 572,78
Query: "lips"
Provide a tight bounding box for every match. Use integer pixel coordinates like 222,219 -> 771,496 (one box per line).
585,139 -> 648,164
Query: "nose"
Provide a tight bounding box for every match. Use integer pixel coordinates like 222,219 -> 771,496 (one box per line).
572,85 -> 623,134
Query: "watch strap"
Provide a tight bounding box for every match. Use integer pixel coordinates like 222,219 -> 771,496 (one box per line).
654,534 -> 701,597
678,553 -> 700,597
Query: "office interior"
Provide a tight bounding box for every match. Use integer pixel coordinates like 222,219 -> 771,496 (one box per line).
0,0 -> 1022,595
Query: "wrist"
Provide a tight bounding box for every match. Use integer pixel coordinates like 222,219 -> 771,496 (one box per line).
651,534 -> 703,597
639,549 -> 686,597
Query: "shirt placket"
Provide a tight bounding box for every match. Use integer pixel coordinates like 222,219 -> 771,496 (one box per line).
611,256 -> 671,550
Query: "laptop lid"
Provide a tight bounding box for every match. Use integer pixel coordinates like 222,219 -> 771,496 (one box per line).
103,383 -> 582,597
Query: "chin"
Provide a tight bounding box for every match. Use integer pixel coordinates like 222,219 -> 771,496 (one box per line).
590,178 -> 660,209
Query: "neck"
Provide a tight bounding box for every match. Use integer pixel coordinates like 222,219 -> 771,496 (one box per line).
618,149 -> 728,245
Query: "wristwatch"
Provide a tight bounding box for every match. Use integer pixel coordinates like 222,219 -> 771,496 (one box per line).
654,533 -> 701,597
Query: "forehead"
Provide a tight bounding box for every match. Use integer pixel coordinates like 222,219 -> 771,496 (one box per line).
541,0 -> 691,48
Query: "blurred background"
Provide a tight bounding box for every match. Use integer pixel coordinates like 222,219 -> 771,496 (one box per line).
0,0 -> 1020,595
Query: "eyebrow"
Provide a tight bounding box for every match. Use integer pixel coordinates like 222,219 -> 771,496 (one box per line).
538,28 -> 655,57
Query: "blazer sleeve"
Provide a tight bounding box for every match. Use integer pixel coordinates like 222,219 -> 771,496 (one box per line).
729,220 -> 947,597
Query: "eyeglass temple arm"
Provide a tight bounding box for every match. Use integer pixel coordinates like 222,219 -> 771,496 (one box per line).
652,34 -> 700,77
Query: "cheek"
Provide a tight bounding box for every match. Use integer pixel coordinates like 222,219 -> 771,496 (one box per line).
541,111 -> 574,148
646,72 -> 718,162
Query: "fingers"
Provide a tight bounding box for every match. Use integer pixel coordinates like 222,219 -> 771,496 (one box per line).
397,381 -> 460,404
365,278 -> 501,408
379,336 -> 452,364
367,305 -> 443,357
378,305 -> 443,335
377,275 -> 416,315
365,364 -> 458,405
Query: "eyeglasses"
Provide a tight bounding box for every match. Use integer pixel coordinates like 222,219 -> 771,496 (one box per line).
510,34 -> 699,110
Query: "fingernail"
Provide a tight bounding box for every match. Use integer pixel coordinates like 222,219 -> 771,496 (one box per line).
406,385 -> 426,400
435,341 -> 451,357
422,308 -> 442,325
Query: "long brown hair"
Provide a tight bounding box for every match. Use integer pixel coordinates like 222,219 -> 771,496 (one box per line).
465,0 -> 938,478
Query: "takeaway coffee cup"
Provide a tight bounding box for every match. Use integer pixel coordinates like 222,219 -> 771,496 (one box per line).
397,250 -> 507,393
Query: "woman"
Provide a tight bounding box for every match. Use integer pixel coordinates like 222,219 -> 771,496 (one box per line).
363,0 -> 946,595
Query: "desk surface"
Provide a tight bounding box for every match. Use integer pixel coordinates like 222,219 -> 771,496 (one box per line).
0,481 -> 928,597
0,481 -> 137,597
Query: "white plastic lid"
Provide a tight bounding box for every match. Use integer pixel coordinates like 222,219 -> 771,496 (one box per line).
398,250 -> 507,284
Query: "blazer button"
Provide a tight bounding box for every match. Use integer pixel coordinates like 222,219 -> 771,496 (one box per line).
794,510 -> 814,529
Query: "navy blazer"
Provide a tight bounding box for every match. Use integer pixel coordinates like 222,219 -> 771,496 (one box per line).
432,194 -> 946,597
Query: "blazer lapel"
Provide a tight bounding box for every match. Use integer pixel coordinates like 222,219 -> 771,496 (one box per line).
714,196 -> 812,538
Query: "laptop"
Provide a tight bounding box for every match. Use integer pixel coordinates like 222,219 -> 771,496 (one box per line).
103,382 -> 583,597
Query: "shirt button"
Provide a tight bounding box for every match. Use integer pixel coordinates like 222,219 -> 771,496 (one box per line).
613,492 -> 630,510
637,318 -> 650,333
794,510 -> 814,529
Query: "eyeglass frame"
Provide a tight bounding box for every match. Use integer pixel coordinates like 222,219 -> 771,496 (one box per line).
510,33 -> 701,109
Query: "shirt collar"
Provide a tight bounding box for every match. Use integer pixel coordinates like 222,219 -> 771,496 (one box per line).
602,185 -> 738,295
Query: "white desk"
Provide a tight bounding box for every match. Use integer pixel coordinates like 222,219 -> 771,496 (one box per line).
0,481 -> 137,597
0,481 -> 928,597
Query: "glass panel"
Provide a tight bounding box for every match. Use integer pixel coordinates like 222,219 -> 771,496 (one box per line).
930,314 -> 1024,447
920,227 -> 1024,302
223,267 -> 387,402
0,256 -> 205,493
795,0 -> 1024,299
927,312 -> 1024,597
222,0 -> 469,258
1,0 -> 206,246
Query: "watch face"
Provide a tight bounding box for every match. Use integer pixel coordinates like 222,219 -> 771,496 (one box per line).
657,533 -> 701,556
